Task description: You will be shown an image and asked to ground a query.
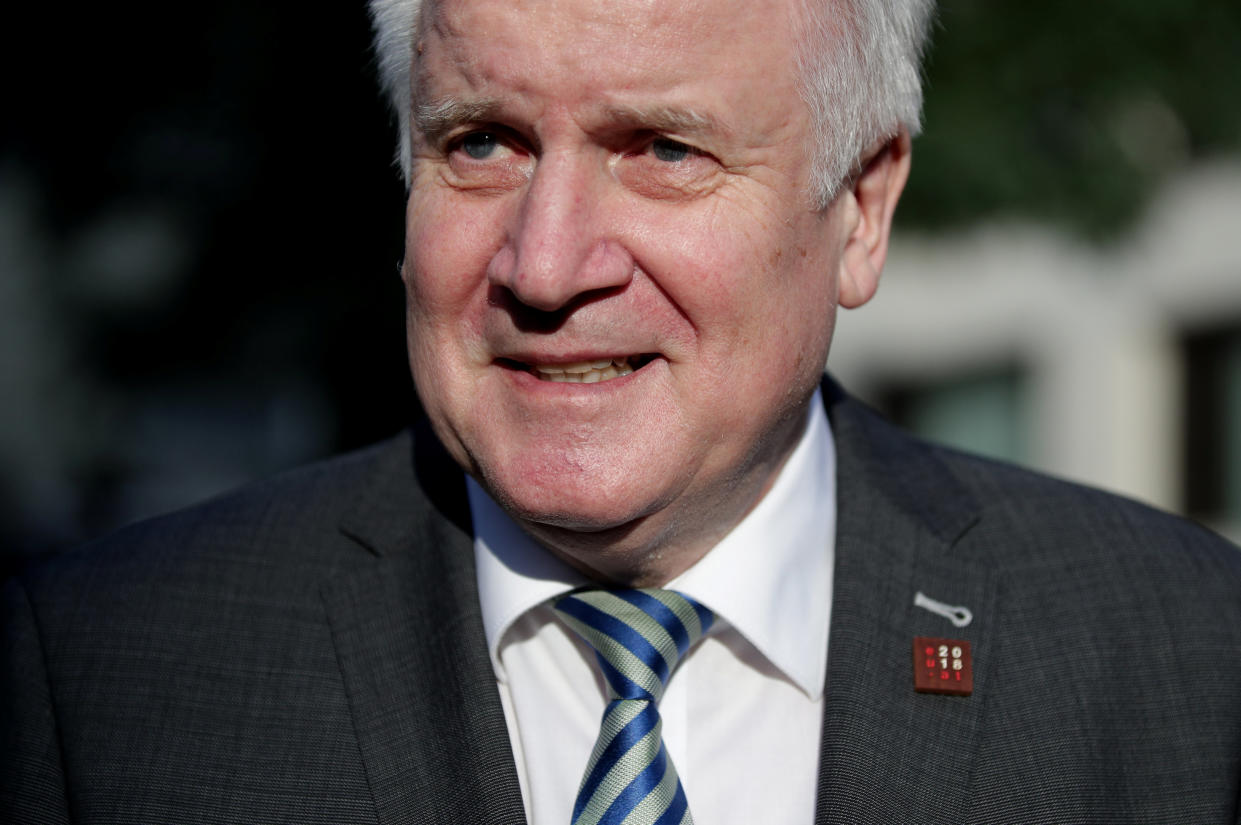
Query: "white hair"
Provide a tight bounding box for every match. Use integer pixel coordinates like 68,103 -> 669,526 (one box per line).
795,0 -> 935,205
367,0 -> 935,206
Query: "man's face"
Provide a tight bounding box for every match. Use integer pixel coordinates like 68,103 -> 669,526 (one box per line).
404,0 -> 877,580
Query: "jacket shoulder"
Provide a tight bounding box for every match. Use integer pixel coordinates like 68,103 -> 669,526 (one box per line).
826,381 -> 1240,623
2,434 -> 432,822
14,432 -> 419,613
933,441 -> 1240,576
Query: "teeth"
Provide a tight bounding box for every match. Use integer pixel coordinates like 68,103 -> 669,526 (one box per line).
563,359 -> 614,374
533,358 -> 637,383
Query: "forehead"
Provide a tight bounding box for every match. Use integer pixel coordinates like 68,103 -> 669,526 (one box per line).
415,0 -> 803,116
424,0 -> 769,45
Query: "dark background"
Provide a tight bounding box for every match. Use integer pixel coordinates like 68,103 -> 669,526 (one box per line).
3,0 -> 1239,577
2,2 -> 411,574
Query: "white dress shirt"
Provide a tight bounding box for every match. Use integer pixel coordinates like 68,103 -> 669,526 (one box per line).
470,389 -> 835,825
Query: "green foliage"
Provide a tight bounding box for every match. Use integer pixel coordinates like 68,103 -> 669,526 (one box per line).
900,0 -> 1241,238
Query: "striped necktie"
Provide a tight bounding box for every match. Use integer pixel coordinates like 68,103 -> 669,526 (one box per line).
553,588 -> 714,825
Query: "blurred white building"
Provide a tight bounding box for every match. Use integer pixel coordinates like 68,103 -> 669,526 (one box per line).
831,161 -> 1241,543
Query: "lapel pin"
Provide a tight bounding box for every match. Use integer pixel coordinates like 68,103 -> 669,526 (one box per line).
914,591 -> 973,627
913,637 -> 973,696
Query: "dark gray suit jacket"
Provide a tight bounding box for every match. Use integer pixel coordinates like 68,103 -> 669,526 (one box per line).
5,382 -> 1241,823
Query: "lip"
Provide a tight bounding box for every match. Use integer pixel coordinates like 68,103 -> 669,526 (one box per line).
496,351 -> 658,370
495,353 -> 662,388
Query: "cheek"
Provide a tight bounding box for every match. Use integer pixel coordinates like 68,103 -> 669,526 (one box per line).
401,203 -> 502,397
700,218 -> 839,372
631,199 -> 771,306
404,195 -> 500,323
676,209 -> 823,332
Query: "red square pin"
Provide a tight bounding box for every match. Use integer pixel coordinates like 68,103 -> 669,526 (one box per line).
913,637 -> 973,696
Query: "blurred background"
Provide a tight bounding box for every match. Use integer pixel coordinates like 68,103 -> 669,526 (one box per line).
2,0 -> 1239,578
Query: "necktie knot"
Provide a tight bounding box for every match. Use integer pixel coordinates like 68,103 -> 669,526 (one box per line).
554,588 -> 714,703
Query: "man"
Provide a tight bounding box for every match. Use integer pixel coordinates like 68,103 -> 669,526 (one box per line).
4,0 -> 1240,823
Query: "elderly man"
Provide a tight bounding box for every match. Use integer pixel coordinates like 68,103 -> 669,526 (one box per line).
4,0 -> 1240,822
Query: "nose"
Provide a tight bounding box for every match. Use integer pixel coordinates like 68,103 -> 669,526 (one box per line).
487,151 -> 633,312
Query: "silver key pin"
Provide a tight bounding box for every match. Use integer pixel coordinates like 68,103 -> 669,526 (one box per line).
914,591 -> 973,628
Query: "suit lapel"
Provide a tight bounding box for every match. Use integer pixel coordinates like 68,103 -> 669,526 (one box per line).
322,425 -> 527,825
816,381 -> 995,825
319,385 -> 995,824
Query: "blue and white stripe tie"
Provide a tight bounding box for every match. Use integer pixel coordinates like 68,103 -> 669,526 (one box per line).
554,588 -> 714,825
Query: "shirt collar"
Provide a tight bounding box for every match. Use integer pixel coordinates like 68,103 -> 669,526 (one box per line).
471,388 -> 836,699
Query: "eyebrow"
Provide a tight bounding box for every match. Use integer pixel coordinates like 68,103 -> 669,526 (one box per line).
412,98 -> 729,146
600,104 -> 726,138
414,97 -> 503,144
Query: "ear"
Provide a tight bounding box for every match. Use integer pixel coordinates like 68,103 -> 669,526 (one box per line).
837,128 -> 912,309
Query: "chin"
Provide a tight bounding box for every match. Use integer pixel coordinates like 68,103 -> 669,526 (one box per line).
476,447 -> 673,535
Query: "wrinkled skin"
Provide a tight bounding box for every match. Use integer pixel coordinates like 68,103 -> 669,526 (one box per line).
402,0 -> 910,584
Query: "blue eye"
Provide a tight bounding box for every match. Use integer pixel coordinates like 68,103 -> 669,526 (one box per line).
461,132 -> 499,159
651,138 -> 692,163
